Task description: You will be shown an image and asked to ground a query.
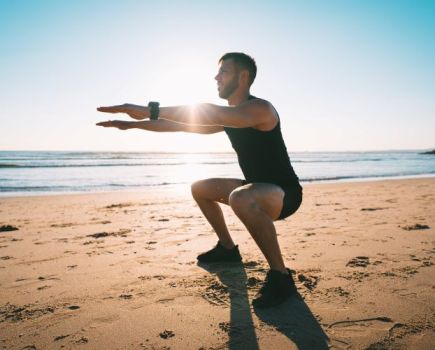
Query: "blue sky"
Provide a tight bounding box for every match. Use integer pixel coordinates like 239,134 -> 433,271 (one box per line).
0,0 -> 434,152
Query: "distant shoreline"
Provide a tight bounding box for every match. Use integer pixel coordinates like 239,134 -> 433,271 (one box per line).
1,150 -> 434,197
1,149 -> 434,153
1,175 -> 434,199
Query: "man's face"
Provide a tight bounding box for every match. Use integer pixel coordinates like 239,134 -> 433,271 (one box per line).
215,59 -> 239,99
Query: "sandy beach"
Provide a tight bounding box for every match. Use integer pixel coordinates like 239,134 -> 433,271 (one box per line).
0,177 -> 434,350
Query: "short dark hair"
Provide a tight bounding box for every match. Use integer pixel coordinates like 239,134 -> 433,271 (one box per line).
219,52 -> 257,86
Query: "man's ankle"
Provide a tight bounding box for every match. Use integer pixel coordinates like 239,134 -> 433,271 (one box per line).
270,267 -> 288,275
219,241 -> 235,250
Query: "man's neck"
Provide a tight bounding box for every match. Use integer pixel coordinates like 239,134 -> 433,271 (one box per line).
227,90 -> 250,106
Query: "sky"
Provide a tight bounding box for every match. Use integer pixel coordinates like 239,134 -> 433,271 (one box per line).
0,0 -> 434,152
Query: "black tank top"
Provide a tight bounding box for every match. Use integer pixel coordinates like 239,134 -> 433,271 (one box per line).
224,96 -> 301,189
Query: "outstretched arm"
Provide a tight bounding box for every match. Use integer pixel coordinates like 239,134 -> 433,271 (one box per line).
160,100 -> 276,129
97,99 -> 277,129
96,119 -> 223,134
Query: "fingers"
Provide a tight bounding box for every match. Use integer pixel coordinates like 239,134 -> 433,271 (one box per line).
97,105 -> 122,113
96,120 -> 130,130
96,121 -> 114,127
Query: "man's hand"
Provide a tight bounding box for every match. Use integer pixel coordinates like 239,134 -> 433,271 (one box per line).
96,120 -> 133,130
97,103 -> 148,120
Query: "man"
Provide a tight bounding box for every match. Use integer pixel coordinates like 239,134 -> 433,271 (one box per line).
96,52 -> 303,308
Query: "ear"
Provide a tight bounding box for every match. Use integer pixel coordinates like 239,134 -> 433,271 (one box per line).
239,69 -> 250,86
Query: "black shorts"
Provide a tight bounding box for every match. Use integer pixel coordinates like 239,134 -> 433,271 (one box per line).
241,181 -> 303,220
277,185 -> 303,220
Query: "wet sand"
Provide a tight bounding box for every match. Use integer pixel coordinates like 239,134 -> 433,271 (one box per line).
0,177 -> 434,349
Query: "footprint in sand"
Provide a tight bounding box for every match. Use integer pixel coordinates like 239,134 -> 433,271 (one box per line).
218,321 -> 231,333
395,266 -> 419,276
361,207 -> 388,211
87,232 -> 111,239
104,203 -> 134,209
75,337 -> 89,344
401,223 -> 430,231
328,317 -> 394,345
87,229 -> 131,239
0,225 -> 19,232
364,321 -> 430,349
54,334 -> 70,341
339,271 -> 371,282
38,275 -> 60,281
200,280 -> 231,306
298,273 -> 320,290
328,316 -> 393,327
159,330 -> 175,339
67,305 -> 80,310
0,255 -> 14,260
0,303 -> 55,322
119,294 -> 133,300
37,285 -> 52,291
325,286 -> 350,298
51,223 -> 76,228
346,256 -> 370,268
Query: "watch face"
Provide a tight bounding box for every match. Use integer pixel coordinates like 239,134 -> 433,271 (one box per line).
148,102 -> 159,120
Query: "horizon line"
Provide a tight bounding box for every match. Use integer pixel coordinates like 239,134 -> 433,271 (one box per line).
0,148 -> 434,154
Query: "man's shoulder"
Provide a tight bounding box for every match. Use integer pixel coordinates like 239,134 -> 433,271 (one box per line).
249,95 -> 268,103
243,96 -> 279,131
247,96 -> 275,110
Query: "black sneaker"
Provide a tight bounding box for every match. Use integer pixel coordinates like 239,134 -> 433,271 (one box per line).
197,241 -> 242,263
252,268 -> 296,308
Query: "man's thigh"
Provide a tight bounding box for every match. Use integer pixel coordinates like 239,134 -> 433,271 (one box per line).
191,178 -> 244,204
232,183 -> 285,220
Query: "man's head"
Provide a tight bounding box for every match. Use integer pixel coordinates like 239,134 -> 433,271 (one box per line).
215,52 -> 257,100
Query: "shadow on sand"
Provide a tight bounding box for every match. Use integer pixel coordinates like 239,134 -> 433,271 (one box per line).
198,262 -> 329,350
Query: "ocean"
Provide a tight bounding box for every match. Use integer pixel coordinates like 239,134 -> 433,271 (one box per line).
0,151 -> 434,196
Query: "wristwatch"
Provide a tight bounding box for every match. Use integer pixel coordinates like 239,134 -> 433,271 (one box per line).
148,101 -> 160,120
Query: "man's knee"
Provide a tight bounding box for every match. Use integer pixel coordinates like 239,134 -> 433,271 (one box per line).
229,188 -> 255,215
191,179 -> 205,200
191,178 -> 214,200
